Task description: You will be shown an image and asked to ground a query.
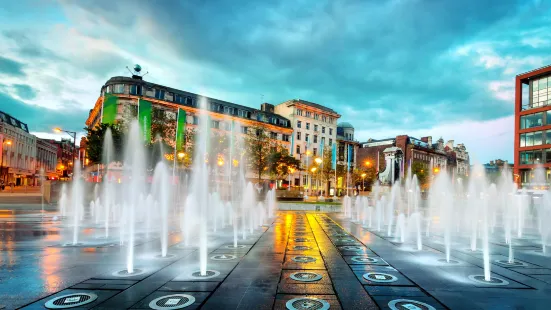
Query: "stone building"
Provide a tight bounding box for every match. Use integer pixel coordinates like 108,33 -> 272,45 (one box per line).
0,111 -> 36,185
274,99 -> 340,192
36,139 -> 58,179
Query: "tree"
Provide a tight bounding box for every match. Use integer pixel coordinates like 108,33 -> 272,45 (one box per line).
410,161 -> 429,189
244,125 -> 273,181
84,123 -> 125,164
268,149 -> 301,181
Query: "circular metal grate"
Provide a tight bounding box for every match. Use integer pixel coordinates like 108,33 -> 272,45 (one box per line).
294,238 -> 310,242
437,259 -> 459,264
494,259 -> 528,267
191,270 -> 220,279
351,256 -> 378,263
286,297 -> 330,310
337,238 -> 357,243
290,272 -> 323,282
112,268 -> 145,277
341,246 -> 363,251
292,256 -> 317,263
293,232 -> 308,236
363,272 -> 398,283
293,245 -> 312,251
468,275 -> 509,285
149,294 -> 195,310
45,293 -> 98,309
225,245 -> 247,249
211,254 -> 237,261
388,299 -> 436,310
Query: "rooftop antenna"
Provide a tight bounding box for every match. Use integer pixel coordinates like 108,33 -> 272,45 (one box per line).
126,64 -> 148,80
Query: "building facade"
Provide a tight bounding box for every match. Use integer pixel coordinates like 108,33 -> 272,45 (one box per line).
514,65 -> 551,189
274,99 -> 341,193
36,139 -> 58,179
357,135 -> 469,185
0,111 -> 37,185
336,122 -> 360,190
46,138 -> 76,179
85,76 -> 293,181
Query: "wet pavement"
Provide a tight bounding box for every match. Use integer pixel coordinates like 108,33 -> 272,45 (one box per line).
1,210 -> 551,309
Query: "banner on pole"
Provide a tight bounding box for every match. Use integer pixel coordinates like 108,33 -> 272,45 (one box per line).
138,99 -> 152,143
175,108 -> 187,151
347,144 -> 352,171
331,143 -> 337,170
102,94 -> 118,124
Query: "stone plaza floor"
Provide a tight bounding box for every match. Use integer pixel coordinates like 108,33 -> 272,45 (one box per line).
1,210 -> 551,309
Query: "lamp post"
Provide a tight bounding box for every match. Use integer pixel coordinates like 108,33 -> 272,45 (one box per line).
361,173 -> 366,192
54,127 -> 77,179
288,167 -> 295,191
0,139 -> 12,183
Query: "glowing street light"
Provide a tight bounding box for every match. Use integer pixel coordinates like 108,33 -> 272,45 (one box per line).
361,173 -> 367,191
365,160 -> 371,167
311,167 -> 317,173
177,151 -> 185,159
218,159 -> 224,166
315,157 -> 322,164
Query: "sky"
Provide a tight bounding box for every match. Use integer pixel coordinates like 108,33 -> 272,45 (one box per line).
0,0 -> 550,163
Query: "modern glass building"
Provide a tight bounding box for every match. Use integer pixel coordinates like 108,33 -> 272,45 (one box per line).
514,65 -> 551,189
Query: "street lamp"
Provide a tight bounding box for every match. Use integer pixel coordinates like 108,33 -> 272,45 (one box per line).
361,172 -> 366,191
365,160 -> 371,167
54,127 -> 77,178
177,151 -> 185,159
314,157 -> 322,165
0,139 -> 12,183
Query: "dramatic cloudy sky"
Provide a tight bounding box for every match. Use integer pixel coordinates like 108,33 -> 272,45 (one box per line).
0,0 -> 550,163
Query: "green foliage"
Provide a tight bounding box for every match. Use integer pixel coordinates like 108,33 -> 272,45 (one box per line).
268,148 -> 301,180
244,125 -> 273,181
84,123 -> 125,164
410,161 -> 429,187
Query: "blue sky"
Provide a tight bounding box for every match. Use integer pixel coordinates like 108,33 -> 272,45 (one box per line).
0,0 -> 550,163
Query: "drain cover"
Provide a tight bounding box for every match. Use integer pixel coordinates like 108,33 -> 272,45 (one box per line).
293,232 -> 308,236
191,270 -> 220,279
388,299 -> 436,310
292,256 -> 317,263
211,254 -> 237,260
351,256 -> 378,263
494,260 -> 528,267
290,272 -> 323,282
468,275 -> 509,285
45,293 -> 98,309
437,259 -> 459,264
363,272 -> 398,283
332,233 -> 348,237
225,245 -> 247,249
337,238 -> 357,243
293,245 -> 312,251
155,254 -> 176,259
286,297 -> 330,310
149,294 -> 195,310
112,269 -> 145,277
341,246 -> 363,251
294,238 -> 310,242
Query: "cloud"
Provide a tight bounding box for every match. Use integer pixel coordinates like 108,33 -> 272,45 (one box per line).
12,84 -> 37,100
0,91 -> 88,134
0,56 -> 25,77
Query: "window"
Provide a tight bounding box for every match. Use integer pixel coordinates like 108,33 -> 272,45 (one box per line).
521,113 -> 543,129
129,85 -> 141,95
270,132 -> 278,139
521,131 -> 543,147
314,135 -> 318,143
296,145 -> 301,154
105,85 -> 112,93
193,116 -> 199,125
224,106 -> 234,115
241,126 -> 248,134
314,124 -> 318,131
329,138 -> 332,146
321,137 -> 325,145
306,134 -> 310,142
154,89 -> 165,100
297,120 -> 302,128
297,132 -> 301,140
313,148 -> 317,156
296,109 -> 303,116
547,149 -> 551,163
329,128 -> 333,135
186,97 -> 194,106
306,123 -> 310,130
303,175 -> 307,185
314,114 -> 319,120
282,134 -> 290,142
322,116 -> 327,122
322,126 -> 325,134
306,111 -> 312,117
